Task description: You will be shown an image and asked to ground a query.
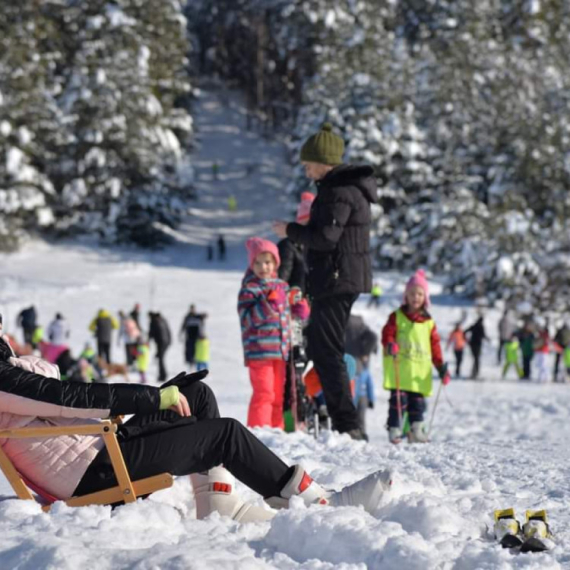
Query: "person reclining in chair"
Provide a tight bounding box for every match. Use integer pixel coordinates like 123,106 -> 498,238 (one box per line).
0,333 -> 392,522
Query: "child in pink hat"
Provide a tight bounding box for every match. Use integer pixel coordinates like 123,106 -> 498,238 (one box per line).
296,192 -> 315,224
381,269 -> 449,444
238,237 -> 290,429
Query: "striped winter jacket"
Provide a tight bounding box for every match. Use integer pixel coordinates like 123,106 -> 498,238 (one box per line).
237,270 -> 290,364
0,344 -> 161,500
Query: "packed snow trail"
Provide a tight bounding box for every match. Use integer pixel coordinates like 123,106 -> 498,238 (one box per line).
1,88 -> 570,568
173,81 -> 294,260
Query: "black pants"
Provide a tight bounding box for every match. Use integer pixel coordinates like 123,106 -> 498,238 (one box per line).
156,343 -> 168,382
74,381 -> 291,499
470,344 -> 481,379
497,340 -> 506,364
387,390 -> 425,428
307,294 -> 359,433
125,343 -> 136,366
185,335 -> 197,365
522,355 -> 533,379
454,349 -> 463,377
23,327 -> 34,346
554,353 -> 562,382
98,341 -> 111,364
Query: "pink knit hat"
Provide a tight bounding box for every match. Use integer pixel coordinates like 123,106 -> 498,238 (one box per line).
245,237 -> 281,270
404,269 -> 430,307
296,192 -> 315,223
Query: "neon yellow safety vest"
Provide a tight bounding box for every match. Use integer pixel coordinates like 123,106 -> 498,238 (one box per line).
136,344 -> 150,372
32,326 -> 44,345
505,340 -> 520,364
195,338 -> 210,363
383,309 -> 434,396
372,285 -> 382,297
564,347 -> 570,369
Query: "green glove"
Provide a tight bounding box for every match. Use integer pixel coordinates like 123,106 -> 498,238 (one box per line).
159,386 -> 180,410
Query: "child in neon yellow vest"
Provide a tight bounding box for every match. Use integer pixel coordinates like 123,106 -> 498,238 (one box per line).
382,270 -> 449,444
195,335 -> 210,372
502,334 -> 523,379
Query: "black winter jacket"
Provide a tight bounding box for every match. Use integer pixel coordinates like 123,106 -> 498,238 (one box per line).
277,238 -> 307,293
149,314 -> 172,348
287,165 -> 377,299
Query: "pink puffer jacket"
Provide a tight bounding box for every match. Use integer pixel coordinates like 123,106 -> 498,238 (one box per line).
1,354 -> 104,499
0,335 -> 161,500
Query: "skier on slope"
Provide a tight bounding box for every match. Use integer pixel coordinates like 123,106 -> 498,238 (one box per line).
0,334 -> 393,523
382,270 -> 450,444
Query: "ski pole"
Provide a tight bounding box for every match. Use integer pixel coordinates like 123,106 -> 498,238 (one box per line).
393,355 -> 403,430
288,318 -> 298,429
428,380 -> 443,437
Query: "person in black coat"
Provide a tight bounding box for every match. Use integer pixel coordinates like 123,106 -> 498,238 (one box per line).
274,123 -> 377,440
180,305 -> 207,368
148,311 -> 172,382
464,314 -> 488,379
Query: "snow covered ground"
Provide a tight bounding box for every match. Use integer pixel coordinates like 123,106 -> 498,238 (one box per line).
1,87 -> 569,569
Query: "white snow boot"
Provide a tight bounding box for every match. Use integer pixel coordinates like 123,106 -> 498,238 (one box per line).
328,468 -> 393,514
389,427 -> 403,444
190,467 -> 275,523
266,465 -> 331,509
408,421 -> 429,443
266,465 -> 393,514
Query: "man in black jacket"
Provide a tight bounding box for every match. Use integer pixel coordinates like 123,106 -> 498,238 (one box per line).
149,311 -> 172,382
274,123 -> 377,440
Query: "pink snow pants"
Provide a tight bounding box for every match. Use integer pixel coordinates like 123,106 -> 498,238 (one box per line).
247,360 -> 286,429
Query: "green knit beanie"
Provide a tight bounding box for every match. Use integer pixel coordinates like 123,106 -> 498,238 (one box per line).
300,123 -> 345,165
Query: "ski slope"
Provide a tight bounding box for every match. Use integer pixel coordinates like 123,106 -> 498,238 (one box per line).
0,86 -> 569,569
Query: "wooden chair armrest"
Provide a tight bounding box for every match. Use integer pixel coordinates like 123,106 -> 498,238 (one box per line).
0,420 -> 117,439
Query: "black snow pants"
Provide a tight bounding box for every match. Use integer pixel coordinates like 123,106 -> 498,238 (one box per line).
98,340 -> 111,364
74,381 -> 291,499
307,294 -> 359,433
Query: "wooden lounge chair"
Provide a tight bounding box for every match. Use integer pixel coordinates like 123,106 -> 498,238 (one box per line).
0,420 -> 173,511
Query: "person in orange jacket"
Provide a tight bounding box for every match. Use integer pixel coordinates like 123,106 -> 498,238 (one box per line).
446,323 -> 466,378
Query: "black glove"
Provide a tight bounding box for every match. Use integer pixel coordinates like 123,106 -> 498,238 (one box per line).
161,369 -> 209,389
368,401 -> 374,410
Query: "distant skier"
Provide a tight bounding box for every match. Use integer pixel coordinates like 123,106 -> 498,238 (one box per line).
238,237 -> 290,429
47,313 -> 70,346
382,270 -> 449,444
135,336 -> 150,384
118,310 -> 141,366
207,244 -> 214,261
353,355 -> 375,435
148,311 -> 171,383
17,305 -> 37,346
368,283 -> 383,308
517,320 -> 535,380
88,309 -> 119,364
180,305 -> 207,368
446,323 -> 466,378
498,309 -> 517,364
217,234 -> 226,261
130,303 -> 142,329
465,313 -> 488,380
194,334 -> 210,372
273,122 -> 377,441
533,324 -> 554,383
502,334 -> 523,380
553,322 -> 570,382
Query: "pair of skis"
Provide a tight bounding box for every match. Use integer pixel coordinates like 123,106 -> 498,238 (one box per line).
494,508 -> 554,553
